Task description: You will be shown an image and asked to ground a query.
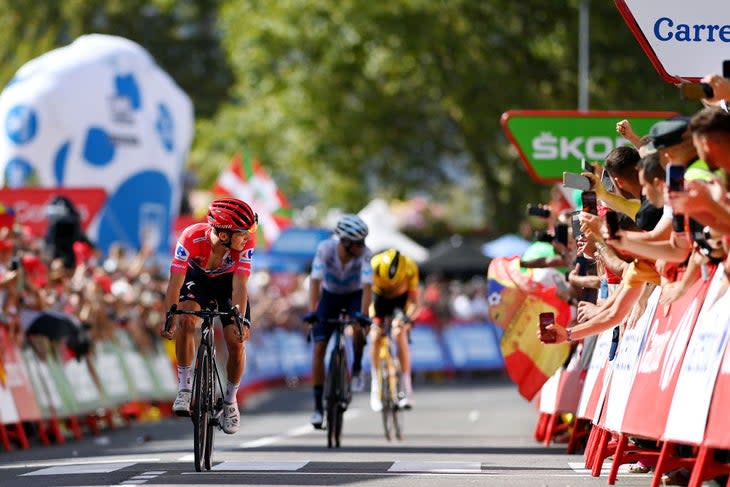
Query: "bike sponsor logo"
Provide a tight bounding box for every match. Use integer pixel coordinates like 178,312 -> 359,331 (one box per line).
240,248 -> 254,262
175,243 -> 189,261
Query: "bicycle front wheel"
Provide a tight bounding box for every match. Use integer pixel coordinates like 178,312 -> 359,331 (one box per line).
192,345 -> 212,471
326,347 -> 347,448
203,365 -> 217,470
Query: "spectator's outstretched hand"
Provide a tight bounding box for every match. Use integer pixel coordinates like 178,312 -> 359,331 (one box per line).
616,119 -> 641,147
537,322 -> 569,344
700,74 -> 730,106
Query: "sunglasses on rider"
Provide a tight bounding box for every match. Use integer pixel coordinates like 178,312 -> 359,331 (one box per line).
342,238 -> 365,247
231,224 -> 257,237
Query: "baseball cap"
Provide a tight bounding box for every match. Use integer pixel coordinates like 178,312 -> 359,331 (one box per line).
644,116 -> 690,154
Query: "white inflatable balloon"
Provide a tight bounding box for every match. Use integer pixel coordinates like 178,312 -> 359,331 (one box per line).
0,34 -> 194,254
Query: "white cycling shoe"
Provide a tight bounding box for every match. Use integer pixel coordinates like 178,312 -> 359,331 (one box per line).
310,410 -> 324,429
370,376 -> 382,411
222,401 -> 240,434
172,389 -> 191,417
398,394 -> 414,410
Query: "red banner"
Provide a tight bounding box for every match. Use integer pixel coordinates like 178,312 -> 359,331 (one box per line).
620,277 -> 709,438
0,327 -> 42,422
702,328 -> 730,449
0,187 -> 107,236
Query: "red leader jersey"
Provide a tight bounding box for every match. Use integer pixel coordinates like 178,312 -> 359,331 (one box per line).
169,223 -> 255,277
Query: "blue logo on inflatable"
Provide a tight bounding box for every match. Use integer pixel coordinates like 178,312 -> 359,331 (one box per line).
53,140 -> 71,185
83,127 -> 115,166
114,73 -> 141,110
156,103 -> 174,152
4,157 -> 34,187
96,170 -> 172,254
5,105 -> 38,145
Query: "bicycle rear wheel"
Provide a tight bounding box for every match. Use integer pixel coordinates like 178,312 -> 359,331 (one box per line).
380,364 -> 394,441
192,345 -> 211,472
325,347 -> 347,448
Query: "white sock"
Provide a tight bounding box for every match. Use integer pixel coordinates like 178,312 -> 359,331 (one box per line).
177,365 -> 193,391
402,373 -> 412,396
370,368 -> 379,391
224,381 -> 239,404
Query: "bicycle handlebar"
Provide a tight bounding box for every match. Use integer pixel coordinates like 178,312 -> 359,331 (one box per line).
165,304 -> 249,339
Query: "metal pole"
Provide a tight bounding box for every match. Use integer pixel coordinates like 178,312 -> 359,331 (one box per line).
578,0 -> 590,111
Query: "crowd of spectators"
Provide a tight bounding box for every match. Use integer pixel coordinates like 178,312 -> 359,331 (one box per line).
525,72 -> 730,485
0,191 -> 495,377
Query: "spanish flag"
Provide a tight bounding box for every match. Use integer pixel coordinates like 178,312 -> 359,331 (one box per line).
487,256 -> 571,401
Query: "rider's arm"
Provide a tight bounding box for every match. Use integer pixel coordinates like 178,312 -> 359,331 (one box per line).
232,272 -> 250,316
405,267 -> 421,321
163,271 -> 186,312
360,284 -> 373,316
308,277 -> 322,312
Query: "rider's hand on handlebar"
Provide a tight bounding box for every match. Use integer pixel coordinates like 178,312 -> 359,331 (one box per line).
160,305 -> 176,340
352,311 -> 372,327
303,311 -> 318,324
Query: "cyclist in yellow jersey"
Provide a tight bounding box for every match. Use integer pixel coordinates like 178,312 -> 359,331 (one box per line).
369,249 -> 420,410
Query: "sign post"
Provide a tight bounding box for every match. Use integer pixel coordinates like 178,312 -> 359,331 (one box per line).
501,110 -> 675,184
615,1 -> 730,83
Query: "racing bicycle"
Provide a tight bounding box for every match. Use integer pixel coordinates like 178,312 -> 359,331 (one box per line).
165,303 -> 243,471
373,312 -> 406,441
308,309 -> 369,448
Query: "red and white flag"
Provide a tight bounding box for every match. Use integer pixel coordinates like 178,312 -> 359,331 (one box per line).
213,153 -> 292,248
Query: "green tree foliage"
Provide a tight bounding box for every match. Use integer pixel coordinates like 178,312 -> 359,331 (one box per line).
0,0 -> 233,118
190,0 -> 686,233
0,1 -> 693,233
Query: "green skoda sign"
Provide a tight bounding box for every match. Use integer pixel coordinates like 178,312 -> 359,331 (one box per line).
501,110 -> 677,183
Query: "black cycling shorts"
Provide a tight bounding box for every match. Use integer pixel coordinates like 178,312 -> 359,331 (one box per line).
372,292 -> 408,320
178,267 -> 251,326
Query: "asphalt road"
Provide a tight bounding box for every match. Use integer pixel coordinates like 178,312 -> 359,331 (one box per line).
0,375 -> 660,487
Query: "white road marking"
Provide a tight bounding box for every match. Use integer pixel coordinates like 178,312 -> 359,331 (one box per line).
239,409 -> 362,449
176,453 -> 194,462
388,461 -> 483,473
211,460 -> 308,471
0,456 -> 159,470
21,462 -> 135,476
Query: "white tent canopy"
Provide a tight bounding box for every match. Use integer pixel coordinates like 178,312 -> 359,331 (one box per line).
358,199 -> 429,263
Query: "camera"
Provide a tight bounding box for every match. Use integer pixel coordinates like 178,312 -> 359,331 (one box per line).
527,205 -> 551,218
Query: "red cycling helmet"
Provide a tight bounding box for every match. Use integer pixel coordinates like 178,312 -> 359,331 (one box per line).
207,198 -> 257,231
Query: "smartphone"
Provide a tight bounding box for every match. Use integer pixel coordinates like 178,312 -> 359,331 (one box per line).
605,210 -> 619,240
581,158 -> 595,174
539,312 -> 557,343
527,205 -> 551,218
724,59 -> 730,78
689,218 -> 706,243
571,211 -> 582,239
581,288 -> 599,305
582,190 -> 598,215
666,163 -> 685,192
679,82 -> 713,101
555,223 -> 569,246
601,168 -> 615,193
563,172 -> 592,191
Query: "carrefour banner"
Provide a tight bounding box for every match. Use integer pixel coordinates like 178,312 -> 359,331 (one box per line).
616,1 -> 730,83
500,110 -> 675,184
0,34 -> 194,254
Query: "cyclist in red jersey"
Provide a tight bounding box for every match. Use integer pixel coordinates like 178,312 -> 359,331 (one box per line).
159,198 -> 256,435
